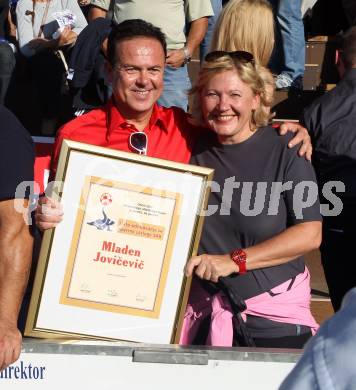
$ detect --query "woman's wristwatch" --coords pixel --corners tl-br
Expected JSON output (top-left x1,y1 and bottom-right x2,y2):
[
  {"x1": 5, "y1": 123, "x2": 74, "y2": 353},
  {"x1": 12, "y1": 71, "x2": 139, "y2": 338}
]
[{"x1": 230, "y1": 249, "x2": 247, "y2": 274}]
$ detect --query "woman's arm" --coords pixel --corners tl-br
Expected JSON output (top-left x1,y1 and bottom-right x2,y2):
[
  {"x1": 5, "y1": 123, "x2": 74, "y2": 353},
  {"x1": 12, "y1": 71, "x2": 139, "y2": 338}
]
[
  {"x1": 244, "y1": 221, "x2": 322, "y2": 269},
  {"x1": 185, "y1": 221, "x2": 322, "y2": 283},
  {"x1": 187, "y1": 135, "x2": 322, "y2": 283}
]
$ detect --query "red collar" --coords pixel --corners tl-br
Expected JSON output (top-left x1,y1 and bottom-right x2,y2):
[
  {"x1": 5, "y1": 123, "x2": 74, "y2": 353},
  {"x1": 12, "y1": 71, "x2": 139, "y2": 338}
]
[{"x1": 105, "y1": 98, "x2": 167, "y2": 140}]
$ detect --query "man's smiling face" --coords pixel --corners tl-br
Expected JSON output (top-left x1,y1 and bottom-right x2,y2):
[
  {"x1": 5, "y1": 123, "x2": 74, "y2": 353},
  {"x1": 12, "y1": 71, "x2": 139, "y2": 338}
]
[{"x1": 110, "y1": 37, "x2": 165, "y2": 119}]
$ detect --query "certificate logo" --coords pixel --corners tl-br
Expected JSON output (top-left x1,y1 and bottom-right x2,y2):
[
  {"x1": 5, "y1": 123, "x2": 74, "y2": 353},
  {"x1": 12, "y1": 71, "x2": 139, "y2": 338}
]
[
  {"x1": 100, "y1": 192, "x2": 112, "y2": 206},
  {"x1": 87, "y1": 193, "x2": 115, "y2": 231}
]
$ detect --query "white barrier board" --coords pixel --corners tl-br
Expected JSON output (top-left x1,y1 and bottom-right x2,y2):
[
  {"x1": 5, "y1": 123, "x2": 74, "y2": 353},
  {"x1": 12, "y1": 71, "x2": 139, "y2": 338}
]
[{"x1": 0, "y1": 341, "x2": 298, "y2": 390}]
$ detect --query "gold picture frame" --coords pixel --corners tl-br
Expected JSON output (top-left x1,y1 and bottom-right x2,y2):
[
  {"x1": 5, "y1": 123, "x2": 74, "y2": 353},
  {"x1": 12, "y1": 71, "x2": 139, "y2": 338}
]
[{"x1": 25, "y1": 140, "x2": 214, "y2": 343}]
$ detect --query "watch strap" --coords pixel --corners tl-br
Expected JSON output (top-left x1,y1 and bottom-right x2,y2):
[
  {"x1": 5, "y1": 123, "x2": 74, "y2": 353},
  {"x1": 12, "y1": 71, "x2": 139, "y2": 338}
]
[{"x1": 230, "y1": 249, "x2": 247, "y2": 274}]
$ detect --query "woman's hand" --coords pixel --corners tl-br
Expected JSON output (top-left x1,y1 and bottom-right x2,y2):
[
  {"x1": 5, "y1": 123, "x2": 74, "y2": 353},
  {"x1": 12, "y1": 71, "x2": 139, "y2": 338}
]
[
  {"x1": 279, "y1": 122, "x2": 312, "y2": 161},
  {"x1": 28, "y1": 28, "x2": 77, "y2": 52},
  {"x1": 35, "y1": 196, "x2": 63, "y2": 231},
  {"x1": 185, "y1": 254, "x2": 237, "y2": 283}
]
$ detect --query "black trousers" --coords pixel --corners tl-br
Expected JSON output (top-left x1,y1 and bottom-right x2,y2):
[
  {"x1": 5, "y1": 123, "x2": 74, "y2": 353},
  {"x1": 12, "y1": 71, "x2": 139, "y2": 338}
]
[
  {"x1": 27, "y1": 49, "x2": 68, "y2": 120},
  {"x1": 342, "y1": 0, "x2": 356, "y2": 26},
  {"x1": 244, "y1": 315, "x2": 312, "y2": 349},
  {"x1": 0, "y1": 42, "x2": 15, "y2": 105},
  {"x1": 253, "y1": 332, "x2": 311, "y2": 348},
  {"x1": 320, "y1": 203, "x2": 356, "y2": 311},
  {"x1": 192, "y1": 314, "x2": 312, "y2": 349}
]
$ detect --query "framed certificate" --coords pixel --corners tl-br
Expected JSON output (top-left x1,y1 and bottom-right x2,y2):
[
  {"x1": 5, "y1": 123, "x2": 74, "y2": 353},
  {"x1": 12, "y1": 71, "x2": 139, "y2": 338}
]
[{"x1": 25, "y1": 140, "x2": 214, "y2": 343}]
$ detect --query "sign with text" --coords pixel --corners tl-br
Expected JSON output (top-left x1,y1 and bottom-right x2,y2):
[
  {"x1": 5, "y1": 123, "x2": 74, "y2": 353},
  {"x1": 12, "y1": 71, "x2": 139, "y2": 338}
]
[
  {"x1": 61, "y1": 177, "x2": 182, "y2": 317},
  {"x1": 25, "y1": 141, "x2": 213, "y2": 343}
]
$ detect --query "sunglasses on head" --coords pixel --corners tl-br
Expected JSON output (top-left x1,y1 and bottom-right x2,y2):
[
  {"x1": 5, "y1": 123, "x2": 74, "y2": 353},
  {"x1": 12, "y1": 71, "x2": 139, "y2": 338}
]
[
  {"x1": 129, "y1": 131, "x2": 148, "y2": 155},
  {"x1": 204, "y1": 50, "x2": 255, "y2": 65}
]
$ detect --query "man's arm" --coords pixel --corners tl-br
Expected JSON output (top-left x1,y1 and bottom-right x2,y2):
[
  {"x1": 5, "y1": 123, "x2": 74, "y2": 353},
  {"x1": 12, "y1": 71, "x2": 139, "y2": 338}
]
[
  {"x1": 88, "y1": 3, "x2": 109, "y2": 53},
  {"x1": 166, "y1": 17, "x2": 209, "y2": 68},
  {"x1": 88, "y1": 5, "x2": 108, "y2": 21},
  {"x1": 278, "y1": 122, "x2": 313, "y2": 161},
  {"x1": 185, "y1": 17, "x2": 209, "y2": 61},
  {"x1": 0, "y1": 200, "x2": 33, "y2": 371},
  {"x1": 166, "y1": 0, "x2": 213, "y2": 67}
]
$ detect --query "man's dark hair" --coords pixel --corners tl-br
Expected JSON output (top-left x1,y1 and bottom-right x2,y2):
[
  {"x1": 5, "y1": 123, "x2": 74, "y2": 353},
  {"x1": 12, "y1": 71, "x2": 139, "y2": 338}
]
[
  {"x1": 341, "y1": 26, "x2": 356, "y2": 69},
  {"x1": 107, "y1": 19, "x2": 167, "y2": 66}
]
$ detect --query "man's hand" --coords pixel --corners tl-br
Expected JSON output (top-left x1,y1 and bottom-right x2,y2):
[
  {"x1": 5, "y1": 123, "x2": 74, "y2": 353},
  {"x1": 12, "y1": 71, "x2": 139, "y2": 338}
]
[
  {"x1": 166, "y1": 49, "x2": 186, "y2": 68},
  {"x1": 185, "y1": 254, "x2": 237, "y2": 283},
  {"x1": 35, "y1": 197, "x2": 63, "y2": 231},
  {"x1": 279, "y1": 122, "x2": 312, "y2": 161},
  {"x1": 0, "y1": 319, "x2": 21, "y2": 371}
]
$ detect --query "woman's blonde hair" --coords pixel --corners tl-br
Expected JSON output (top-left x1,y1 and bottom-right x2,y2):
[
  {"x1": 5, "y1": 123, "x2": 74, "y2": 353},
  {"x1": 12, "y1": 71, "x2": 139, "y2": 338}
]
[
  {"x1": 190, "y1": 55, "x2": 274, "y2": 128},
  {"x1": 210, "y1": 0, "x2": 275, "y2": 66}
]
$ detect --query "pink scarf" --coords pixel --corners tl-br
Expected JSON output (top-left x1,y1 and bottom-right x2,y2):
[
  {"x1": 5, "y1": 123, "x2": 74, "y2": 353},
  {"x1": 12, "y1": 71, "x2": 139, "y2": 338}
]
[{"x1": 180, "y1": 267, "x2": 319, "y2": 346}]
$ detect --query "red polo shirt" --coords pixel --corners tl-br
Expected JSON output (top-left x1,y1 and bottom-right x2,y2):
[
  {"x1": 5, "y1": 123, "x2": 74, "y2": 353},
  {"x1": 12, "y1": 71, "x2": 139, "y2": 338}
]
[{"x1": 51, "y1": 100, "x2": 201, "y2": 175}]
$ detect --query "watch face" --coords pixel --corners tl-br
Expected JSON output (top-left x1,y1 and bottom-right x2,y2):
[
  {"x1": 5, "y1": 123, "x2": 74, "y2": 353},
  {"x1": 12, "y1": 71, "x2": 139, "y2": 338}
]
[
  {"x1": 183, "y1": 47, "x2": 191, "y2": 62},
  {"x1": 231, "y1": 249, "x2": 246, "y2": 263},
  {"x1": 230, "y1": 249, "x2": 247, "y2": 274}
]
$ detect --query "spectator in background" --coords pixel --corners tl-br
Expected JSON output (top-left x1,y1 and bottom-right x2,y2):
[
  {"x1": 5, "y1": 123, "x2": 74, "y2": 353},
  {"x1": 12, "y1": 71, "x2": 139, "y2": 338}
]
[
  {"x1": 0, "y1": 0, "x2": 16, "y2": 105},
  {"x1": 0, "y1": 0, "x2": 8, "y2": 36},
  {"x1": 302, "y1": 26, "x2": 356, "y2": 311},
  {"x1": 16, "y1": 0, "x2": 87, "y2": 134},
  {"x1": 269, "y1": 0, "x2": 305, "y2": 90},
  {"x1": 67, "y1": 17, "x2": 114, "y2": 115},
  {"x1": 0, "y1": 105, "x2": 34, "y2": 371},
  {"x1": 342, "y1": 0, "x2": 356, "y2": 28},
  {"x1": 88, "y1": 0, "x2": 213, "y2": 111},
  {"x1": 16, "y1": 0, "x2": 87, "y2": 58},
  {"x1": 200, "y1": 0, "x2": 222, "y2": 62},
  {"x1": 77, "y1": 0, "x2": 90, "y2": 19},
  {"x1": 279, "y1": 287, "x2": 356, "y2": 390},
  {"x1": 209, "y1": 0, "x2": 276, "y2": 111},
  {"x1": 0, "y1": 42, "x2": 15, "y2": 106},
  {"x1": 211, "y1": 0, "x2": 275, "y2": 67}
]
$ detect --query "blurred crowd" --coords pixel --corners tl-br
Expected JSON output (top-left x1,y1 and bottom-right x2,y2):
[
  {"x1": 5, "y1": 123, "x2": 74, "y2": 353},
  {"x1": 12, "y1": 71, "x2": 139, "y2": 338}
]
[{"x1": 0, "y1": 0, "x2": 354, "y2": 134}]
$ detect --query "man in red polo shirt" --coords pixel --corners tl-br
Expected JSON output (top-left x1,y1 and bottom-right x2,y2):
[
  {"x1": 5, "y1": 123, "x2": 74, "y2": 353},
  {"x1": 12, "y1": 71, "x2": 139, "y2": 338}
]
[
  {"x1": 51, "y1": 19, "x2": 196, "y2": 177},
  {"x1": 37, "y1": 19, "x2": 312, "y2": 229}
]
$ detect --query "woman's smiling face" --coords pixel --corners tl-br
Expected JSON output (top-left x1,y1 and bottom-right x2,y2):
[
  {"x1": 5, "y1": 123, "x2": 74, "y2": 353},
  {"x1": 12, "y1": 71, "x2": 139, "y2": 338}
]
[{"x1": 200, "y1": 69, "x2": 260, "y2": 144}]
